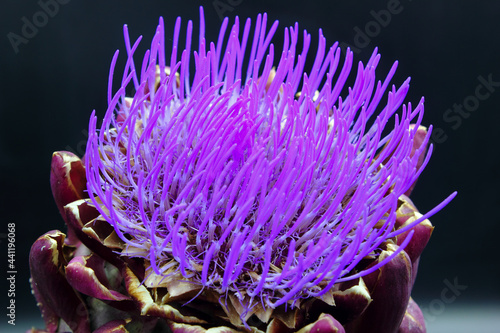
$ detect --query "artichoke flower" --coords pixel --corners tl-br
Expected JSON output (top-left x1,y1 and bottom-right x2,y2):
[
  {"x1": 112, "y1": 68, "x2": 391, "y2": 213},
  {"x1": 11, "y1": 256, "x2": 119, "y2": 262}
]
[{"x1": 29, "y1": 7, "x2": 455, "y2": 333}]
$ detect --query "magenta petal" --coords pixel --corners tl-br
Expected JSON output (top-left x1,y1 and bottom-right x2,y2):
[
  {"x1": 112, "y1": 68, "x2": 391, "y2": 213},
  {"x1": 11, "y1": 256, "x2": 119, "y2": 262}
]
[
  {"x1": 29, "y1": 230, "x2": 90, "y2": 333},
  {"x1": 308, "y1": 278, "x2": 371, "y2": 325},
  {"x1": 346, "y1": 244, "x2": 412, "y2": 333},
  {"x1": 396, "y1": 200, "x2": 434, "y2": 264},
  {"x1": 297, "y1": 314, "x2": 345, "y2": 333},
  {"x1": 398, "y1": 298, "x2": 426, "y2": 333},
  {"x1": 123, "y1": 267, "x2": 206, "y2": 325},
  {"x1": 409, "y1": 257, "x2": 421, "y2": 290},
  {"x1": 50, "y1": 151, "x2": 88, "y2": 246},
  {"x1": 395, "y1": 197, "x2": 434, "y2": 289},
  {"x1": 64, "y1": 200, "x2": 126, "y2": 270},
  {"x1": 167, "y1": 322, "x2": 208, "y2": 333},
  {"x1": 63, "y1": 199, "x2": 100, "y2": 238},
  {"x1": 50, "y1": 151, "x2": 87, "y2": 215},
  {"x1": 405, "y1": 125, "x2": 429, "y2": 196},
  {"x1": 94, "y1": 319, "x2": 131, "y2": 333},
  {"x1": 168, "y1": 322, "x2": 241, "y2": 333},
  {"x1": 330, "y1": 278, "x2": 372, "y2": 323},
  {"x1": 29, "y1": 273, "x2": 59, "y2": 333},
  {"x1": 397, "y1": 221, "x2": 433, "y2": 263},
  {"x1": 66, "y1": 255, "x2": 130, "y2": 301},
  {"x1": 50, "y1": 151, "x2": 88, "y2": 245}
]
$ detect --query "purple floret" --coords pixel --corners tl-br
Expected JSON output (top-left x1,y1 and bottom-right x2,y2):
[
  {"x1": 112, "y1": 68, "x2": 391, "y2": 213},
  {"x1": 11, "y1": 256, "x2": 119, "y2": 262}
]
[{"x1": 85, "y1": 7, "x2": 454, "y2": 312}]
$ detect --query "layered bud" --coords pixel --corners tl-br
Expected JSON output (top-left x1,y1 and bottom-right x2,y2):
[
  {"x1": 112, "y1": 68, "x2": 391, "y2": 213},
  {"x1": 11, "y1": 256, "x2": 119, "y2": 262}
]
[{"x1": 29, "y1": 6, "x2": 455, "y2": 333}]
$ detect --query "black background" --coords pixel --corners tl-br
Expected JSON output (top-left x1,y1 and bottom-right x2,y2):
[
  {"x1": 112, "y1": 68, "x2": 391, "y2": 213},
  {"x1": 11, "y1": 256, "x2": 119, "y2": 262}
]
[{"x1": 1, "y1": 0, "x2": 499, "y2": 331}]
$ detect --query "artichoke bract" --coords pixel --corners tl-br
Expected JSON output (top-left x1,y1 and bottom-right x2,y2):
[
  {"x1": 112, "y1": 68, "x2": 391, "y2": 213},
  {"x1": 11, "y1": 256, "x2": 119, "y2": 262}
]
[{"x1": 29, "y1": 7, "x2": 455, "y2": 333}]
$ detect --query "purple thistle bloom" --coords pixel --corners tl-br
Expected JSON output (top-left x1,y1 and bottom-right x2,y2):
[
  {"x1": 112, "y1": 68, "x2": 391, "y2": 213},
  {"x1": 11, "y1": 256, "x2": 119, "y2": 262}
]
[{"x1": 85, "y1": 6, "x2": 454, "y2": 319}]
